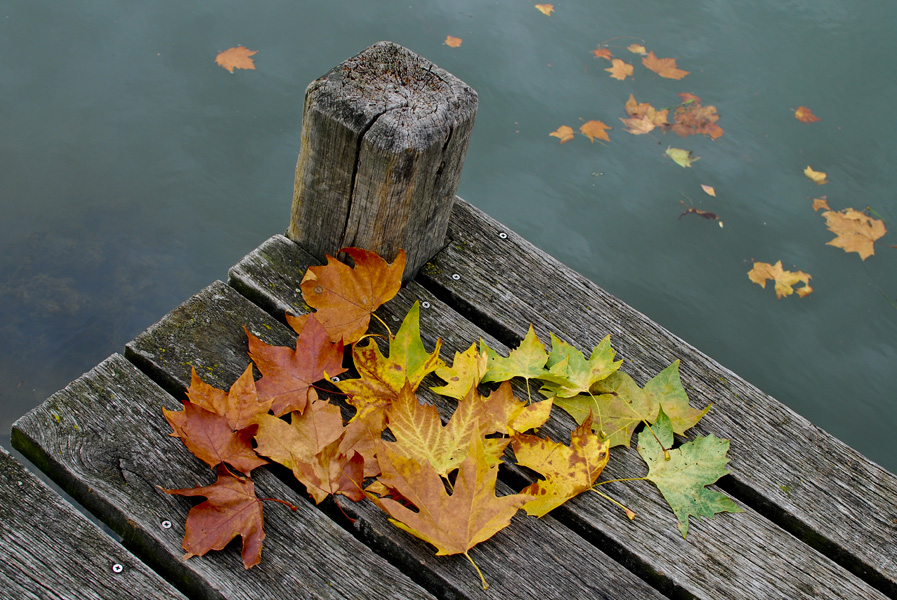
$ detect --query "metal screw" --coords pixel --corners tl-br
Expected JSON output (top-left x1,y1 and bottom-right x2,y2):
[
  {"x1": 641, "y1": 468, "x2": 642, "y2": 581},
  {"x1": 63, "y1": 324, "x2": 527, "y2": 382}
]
[
  {"x1": 330, "y1": 376, "x2": 340, "y2": 383},
  {"x1": 161, "y1": 520, "x2": 172, "y2": 529},
  {"x1": 452, "y1": 273, "x2": 461, "y2": 280},
  {"x1": 112, "y1": 564, "x2": 123, "y2": 573},
  {"x1": 498, "y1": 232, "x2": 508, "y2": 239},
  {"x1": 421, "y1": 301, "x2": 431, "y2": 309}
]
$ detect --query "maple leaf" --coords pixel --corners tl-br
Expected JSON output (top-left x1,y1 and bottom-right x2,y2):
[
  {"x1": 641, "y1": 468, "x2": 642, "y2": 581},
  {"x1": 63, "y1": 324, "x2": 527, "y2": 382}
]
[
  {"x1": 481, "y1": 325, "x2": 549, "y2": 400},
  {"x1": 246, "y1": 315, "x2": 346, "y2": 416},
  {"x1": 620, "y1": 94, "x2": 669, "y2": 135},
  {"x1": 794, "y1": 106, "x2": 820, "y2": 122},
  {"x1": 539, "y1": 334, "x2": 622, "y2": 398},
  {"x1": 444, "y1": 35, "x2": 462, "y2": 48},
  {"x1": 340, "y1": 408, "x2": 387, "y2": 477},
  {"x1": 549, "y1": 125, "x2": 574, "y2": 143},
  {"x1": 253, "y1": 397, "x2": 364, "y2": 503},
  {"x1": 748, "y1": 260, "x2": 813, "y2": 298},
  {"x1": 432, "y1": 343, "x2": 488, "y2": 399},
  {"x1": 605, "y1": 59, "x2": 634, "y2": 81},
  {"x1": 666, "y1": 147, "x2": 699, "y2": 168},
  {"x1": 186, "y1": 365, "x2": 272, "y2": 431},
  {"x1": 821, "y1": 208, "x2": 887, "y2": 260},
  {"x1": 642, "y1": 51, "x2": 688, "y2": 80},
  {"x1": 477, "y1": 382, "x2": 553, "y2": 435},
  {"x1": 580, "y1": 120, "x2": 612, "y2": 142},
  {"x1": 300, "y1": 247, "x2": 405, "y2": 344},
  {"x1": 535, "y1": 4, "x2": 554, "y2": 16},
  {"x1": 593, "y1": 47, "x2": 613, "y2": 60},
  {"x1": 804, "y1": 166, "x2": 828, "y2": 185},
  {"x1": 512, "y1": 414, "x2": 610, "y2": 517},
  {"x1": 627, "y1": 44, "x2": 647, "y2": 54},
  {"x1": 164, "y1": 400, "x2": 268, "y2": 474},
  {"x1": 368, "y1": 438, "x2": 530, "y2": 588},
  {"x1": 812, "y1": 197, "x2": 831, "y2": 212},
  {"x1": 669, "y1": 100, "x2": 723, "y2": 139},
  {"x1": 215, "y1": 46, "x2": 258, "y2": 73},
  {"x1": 162, "y1": 466, "x2": 266, "y2": 569},
  {"x1": 637, "y1": 408, "x2": 741, "y2": 537},
  {"x1": 335, "y1": 302, "x2": 442, "y2": 413}
]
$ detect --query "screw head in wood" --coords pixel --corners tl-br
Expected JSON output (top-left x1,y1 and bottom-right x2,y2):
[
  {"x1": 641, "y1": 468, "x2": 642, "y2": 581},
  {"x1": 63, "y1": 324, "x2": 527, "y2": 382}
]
[
  {"x1": 421, "y1": 301, "x2": 431, "y2": 309},
  {"x1": 498, "y1": 232, "x2": 508, "y2": 239},
  {"x1": 452, "y1": 273, "x2": 460, "y2": 280},
  {"x1": 112, "y1": 564, "x2": 123, "y2": 573}
]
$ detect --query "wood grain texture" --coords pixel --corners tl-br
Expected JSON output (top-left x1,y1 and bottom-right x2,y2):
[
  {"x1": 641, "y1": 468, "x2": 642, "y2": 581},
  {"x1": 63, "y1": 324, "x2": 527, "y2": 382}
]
[
  {"x1": 0, "y1": 444, "x2": 186, "y2": 600},
  {"x1": 287, "y1": 41, "x2": 477, "y2": 280},
  {"x1": 418, "y1": 197, "x2": 897, "y2": 597},
  {"x1": 11, "y1": 354, "x2": 434, "y2": 600},
  {"x1": 226, "y1": 234, "x2": 887, "y2": 599}
]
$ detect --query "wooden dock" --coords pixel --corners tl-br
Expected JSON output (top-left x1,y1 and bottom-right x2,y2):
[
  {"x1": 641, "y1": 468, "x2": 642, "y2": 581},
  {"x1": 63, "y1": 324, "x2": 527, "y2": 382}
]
[{"x1": 6, "y1": 42, "x2": 897, "y2": 599}]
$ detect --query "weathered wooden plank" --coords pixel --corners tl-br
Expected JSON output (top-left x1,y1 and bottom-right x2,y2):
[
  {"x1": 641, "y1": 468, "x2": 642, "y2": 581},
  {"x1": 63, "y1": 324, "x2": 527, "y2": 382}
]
[
  {"x1": 417, "y1": 197, "x2": 897, "y2": 596},
  {"x1": 0, "y1": 444, "x2": 186, "y2": 600},
  {"x1": 288, "y1": 41, "x2": 477, "y2": 279},
  {"x1": 227, "y1": 233, "x2": 888, "y2": 599},
  {"x1": 11, "y1": 353, "x2": 435, "y2": 600},
  {"x1": 228, "y1": 234, "x2": 669, "y2": 599}
]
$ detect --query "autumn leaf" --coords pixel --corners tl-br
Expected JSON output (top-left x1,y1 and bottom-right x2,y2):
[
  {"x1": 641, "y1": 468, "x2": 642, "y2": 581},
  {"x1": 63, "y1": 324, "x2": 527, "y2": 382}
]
[
  {"x1": 804, "y1": 166, "x2": 828, "y2": 185},
  {"x1": 748, "y1": 260, "x2": 813, "y2": 298},
  {"x1": 679, "y1": 205, "x2": 722, "y2": 227},
  {"x1": 481, "y1": 325, "x2": 549, "y2": 393},
  {"x1": 300, "y1": 247, "x2": 406, "y2": 344},
  {"x1": 579, "y1": 120, "x2": 612, "y2": 142},
  {"x1": 642, "y1": 51, "x2": 689, "y2": 80},
  {"x1": 512, "y1": 414, "x2": 610, "y2": 516},
  {"x1": 186, "y1": 365, "x2": 272, "y2": 431},
  {"x1": 637, "y1": 408, "x2": 741, "y2": 537},
  {"x1": 432, "y1": 343, "x2": 488, "y2": 399},
  {"x1": 549, "y1": 125, "x2": 575, "y2": 143},
  {"x1": 668, "y1": 100, "x2": 723, "y2": 140},
  {"x1": 605, "y1": 59, "x2": 634, "y2": 81},
  {"x1": 164, "y1": 397, "x2": 268, "y2": 474},
  {"x1": 477, "y1": 382, "x2": 553, "y2": 435},
  {"x1": 162, "y1": 466, "x2": 265, "y2": 569},
  {"x1": 701, "y1": 184, "x2": 716, "y2": 197},
  {"x1": 215, "y1": 46, "x2": 258, "y2": 73},
  {"x1": 592, "y1": 47, "x2": 613, "y2": 60},
  {"x1": 539, "y1": 334, "x2": 622, "y2": 398},
  {"x1": 821, "y1": 208, "x2": 887, "y2": 260},
  {"x1": 444, "y1": 35, "x2": 462, "y2": 48},
  {"x1": 535, "y1": 4, "x2": 554, "y2": 16},
  {"x1": 666, "y1": 147, "x2": 699, "y2": 168},
  {"x1": 368, "y1": 438, "x2": 530, "y2": 588},
  {"x1": 812, "y1": 197, "x2": 831, "y2": 212},
  {"x1": 246, "y1": 315, "x2": 346, "y2": 416},
  {"x1": 794, "y1": 106, "x2": 820, "y2": 122},
  {"x1": 620, "y1": 94, "x2": 669, "y2": 135},
  {"x1": 627, "y1": 44, "x2": 647, "y2": 54}
]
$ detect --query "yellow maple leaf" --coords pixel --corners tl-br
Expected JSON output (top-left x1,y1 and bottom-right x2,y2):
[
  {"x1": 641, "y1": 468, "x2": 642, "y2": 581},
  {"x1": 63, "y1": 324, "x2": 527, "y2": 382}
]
[
  {"x1": 794, "y1": 106, "x2": 820, "y2": 122},
  {"x1": 549, "y1": 125, "x2": 574, "y2": 143},
  {"x1": 642, "y1": 51, "x2": 689, "y2": 80},
  {"x1": 627, "y1": 43, "x2": 647, "y2": 54},
  {"x1": 804, "y1": 166, "x2": 828, "y2": 185},
  {"x1": 579, "y1": 120, "x2": 612, "y2": 142},
  {"x1": 535, "y1": 3, "x2": 554, "y2": 15},
  {"x1": 215, "y1": 46, "x2": 258, "y2": 73},
  {"x1": 605, "y1": 59, "x2": 634, "y2": 81},
  {"x1": 748, "y1": 260, "x2": 812, "y2": 298},
  {"x1": 444, "y1": 35, "x2": 462, "y2": 48},
  {"x1": 821, "y1": 208, "x2": 887, "y2": 260}
]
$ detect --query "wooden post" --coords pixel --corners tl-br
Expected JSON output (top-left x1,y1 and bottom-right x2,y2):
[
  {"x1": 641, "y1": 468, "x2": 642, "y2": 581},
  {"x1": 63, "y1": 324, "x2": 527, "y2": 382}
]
[{"x1": 287, "y1": 41, "x2": 478, "y2": 280}]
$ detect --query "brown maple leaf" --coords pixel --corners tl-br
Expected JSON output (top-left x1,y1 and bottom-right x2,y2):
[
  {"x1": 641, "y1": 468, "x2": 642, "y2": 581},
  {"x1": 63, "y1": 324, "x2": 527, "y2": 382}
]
[
  {"x1": 592, "y1": 47, "x2": 613, "y2": 60},
  {"x1": 605, "y1": 59, "x2": 633, "y2": 81},
  {"x1": 642, "y1": 51, "x2": 689, "y2": 80},
  {"x1": 748, "y1": 260, "x2": 813, "y2": 298},
  {"x1": 300, "y1": 247, "x2": 405, "y2": 344},
  {"x1": 668, "y1": 100, "x2": 723, "y2": 140},
  {"x1": 795, "y1": 106, "x2": 820, "y2": 122},
  {"x1": 164, "y1": 400, "x2": 268, "y2": 474},
  {"x1": 812, "y1": 197, "x2": 831, "y2": 212},
  {"x1": 162, "y1": 466, "x2": 265, "y2": 569},
  {"x1": 215, "y1": 46, "x2": 258, "y2": 73},
  {"x1": 821, "y1": 208, "x2": 887, "y2": 260},
  {"x1": 246, "y1": 315, "x2": 346, "y2": 416},
  {"x1": 186, "y1": 365, "x2": 272, "y2": 431},
  {"x1": 549, "y1": 125, "x2": 575, "y2": 143},
  {"x1": 620, "y1": 94, "x2": 669, "y2": 135},
  {"x1": 580, "y1": 120, "x2": 612, "y2": 142}
]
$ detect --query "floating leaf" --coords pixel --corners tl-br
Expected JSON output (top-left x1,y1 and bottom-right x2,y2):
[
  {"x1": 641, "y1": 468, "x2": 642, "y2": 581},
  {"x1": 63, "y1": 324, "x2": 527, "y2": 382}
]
[
  {"x1": 812, "y1": 197, "x2": 831, "y2": 212},
  {"x1": 605, "y1": 59, "x2": 634, "y2": 81},
  {"x1": 748, "y1": 260, "x2": 813, "y2": 298},
  {"x1": 821, "y1": 208, "x2": 887, "y2": 260},
  {"x1": 794, "y1": 106, "x2": 820, "y2": 122},
  {"x1": 549, "y1": 125, "x2": 575, "y2": 143},
  {"x1": 593, "y1": 47, "x2": 613, "y2": 60},
  {"x1": 444, "y1": 35, "x2": 462, "y2": 48},
  {"x1": 627, "y1": 44, "x2": 647, "y2": 54},
  {"x1": 701, "y1": 185, "x2": 716, "y2": 197},
  {"x1": 215, "y1": 46, "x2": 258, "y2": 73},
  {"x1": 579, "y1": 120, "x2": 612, "y2": 142},
  {"x1": 535, "y1": 4, "x2": 554, "y2": 16},
  {"x1": 804, "y1": 166, "x2": 828, "y2": 185},
  {"x1": 666, "y1": 147, "x2": 699, "y2": 168},
  {"x1": 620, "y1": 94, "x2": 669, "y2": 135},
  {"x1": 642, "y1": 51, "x2": 689, "y2": 80}
]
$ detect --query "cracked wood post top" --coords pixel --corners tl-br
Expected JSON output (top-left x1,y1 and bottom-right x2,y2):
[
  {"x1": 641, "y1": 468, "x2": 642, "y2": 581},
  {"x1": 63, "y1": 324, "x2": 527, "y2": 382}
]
[{"x1": 287, "y1": 41, "x2": 478, "y2": 281}]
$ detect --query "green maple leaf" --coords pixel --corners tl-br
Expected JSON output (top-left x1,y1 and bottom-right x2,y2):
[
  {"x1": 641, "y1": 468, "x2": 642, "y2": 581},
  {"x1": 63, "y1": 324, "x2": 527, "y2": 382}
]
[
  {"x1": 637, "y1": 407, "x2": 741, "y2": 537},
  {"x1": 481, "y1": 325, "x2": 549, "y2": 384},
  {"x1": 643, "y1": 360, "x2": 709, "y2": 435},
  {"x1": 538, "y1": 334, "x2": 622, "y2": 398}
]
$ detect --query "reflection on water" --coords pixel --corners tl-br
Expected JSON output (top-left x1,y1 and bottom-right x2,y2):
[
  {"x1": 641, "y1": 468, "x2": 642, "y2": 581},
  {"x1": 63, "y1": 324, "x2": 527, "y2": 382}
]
[{"x1": 1, "y1": 1, "x2": 895, "y2": 475}]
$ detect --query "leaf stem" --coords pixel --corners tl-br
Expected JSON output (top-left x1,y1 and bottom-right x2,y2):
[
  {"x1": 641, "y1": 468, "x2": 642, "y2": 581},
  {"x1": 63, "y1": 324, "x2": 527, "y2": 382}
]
[
  {"x1": 463, "y1": 551, "x2": 489, "y2": 590},
  {"x1": 590, "y1": 488, "x2": 636, "y2": 520},
  {"x1": 258, "y1": 497, "x2": 299, "y2": 511},
  {"x1": 371, "y1": 313, "x2": 393, "y2": 339}
]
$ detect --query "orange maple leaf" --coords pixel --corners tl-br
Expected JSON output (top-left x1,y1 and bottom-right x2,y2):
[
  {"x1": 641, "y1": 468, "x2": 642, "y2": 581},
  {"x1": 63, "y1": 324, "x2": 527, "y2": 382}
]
[
  {"x1": 535, "y1": 4, "x2": 554, "y2": 15},
  {"x1": 185, "y1": 365, "x2": 273, "y2": 431},
  {"x1": 549, "y1": 125, "x2": 575, "y2": 143},
  {"x1": 627, "y1": 43, "x2": 647, "y2": 54},
  {"x1": 821, "y1": 208, "x2": 887, "y2": 260},
  {"x1": 794, "y1": 106, "x2": 820, "y2": 122},
  {"x1": 642, "y1": 51, "x2": 689, "y2": 79},
  {"x1": 592, "y1": 47, "x2": 613, "y2": 60},
  {"x1": 747, "y1": 260, "x2": 813, "y2": 298},
  {"x1": 579, "y1": 120, "x2": 612, "y2": 142},
  {"x1": 620, "y1": 94, "x2": 668, "y2": 135},
  {"x1": 300, "y1": 247, "x2": 405, "y2": 344},
  {"x1": 605, "y1": 59, "x2": 634, "y2": 81},
  {"x1": 162, "y1": 466, "x2": 266, "y2": 569},
  {"x1": 215, "y1": 46, "x2": 258, "y2": 73},
  {"x1": 669, "y1": 100, "x2": 723, "y2": 140},
  {"x1": 812, "y1": 197, "x2": 831, "y2": 212},
  {"x1": 444, "y1": 35, "x2": 462, "y2": 48}
]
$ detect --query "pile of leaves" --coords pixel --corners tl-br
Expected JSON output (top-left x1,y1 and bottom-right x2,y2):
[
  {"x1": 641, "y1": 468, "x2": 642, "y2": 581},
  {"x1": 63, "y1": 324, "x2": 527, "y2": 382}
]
[{"x1": 160, "y1": 248, "x2": 740, "y2": 588}]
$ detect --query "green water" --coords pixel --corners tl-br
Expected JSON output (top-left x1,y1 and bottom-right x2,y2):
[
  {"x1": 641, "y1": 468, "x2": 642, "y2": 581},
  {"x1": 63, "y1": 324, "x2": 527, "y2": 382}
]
[{"x1": 2, "y1": 1, "x2": 895, "y2": 474}]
